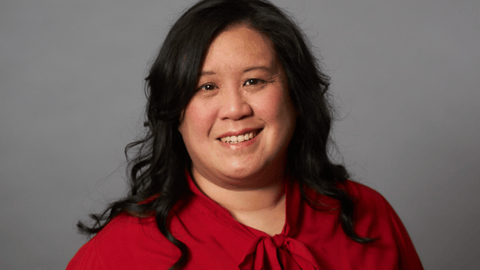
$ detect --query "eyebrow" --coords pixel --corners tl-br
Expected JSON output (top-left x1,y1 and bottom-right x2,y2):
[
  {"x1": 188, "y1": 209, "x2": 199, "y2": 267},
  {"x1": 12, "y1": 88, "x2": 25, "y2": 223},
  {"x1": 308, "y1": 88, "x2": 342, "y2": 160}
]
[
  {"x1": 199, "y1": 65, "x2": 275, "y2": 76},
  {"x1": 244, "y1": 65, "x2": 274, "y2": 73}
]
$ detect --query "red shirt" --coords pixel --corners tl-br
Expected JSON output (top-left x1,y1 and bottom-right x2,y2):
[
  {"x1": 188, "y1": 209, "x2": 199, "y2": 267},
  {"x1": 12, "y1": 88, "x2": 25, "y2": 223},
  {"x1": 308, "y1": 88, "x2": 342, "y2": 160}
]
[{"x1": 67, "y1": 174, "x2": 423, "y2": 269}]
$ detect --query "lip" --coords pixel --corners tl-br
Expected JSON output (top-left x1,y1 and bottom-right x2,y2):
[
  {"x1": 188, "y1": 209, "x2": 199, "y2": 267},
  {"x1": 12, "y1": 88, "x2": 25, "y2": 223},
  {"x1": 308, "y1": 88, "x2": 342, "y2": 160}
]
[
  {"x1": 216, "y1": 128, "x2": 263, "y2": 148},
  {"x1": 216, "y1": 128, "x2": 263, "y2": 140}
]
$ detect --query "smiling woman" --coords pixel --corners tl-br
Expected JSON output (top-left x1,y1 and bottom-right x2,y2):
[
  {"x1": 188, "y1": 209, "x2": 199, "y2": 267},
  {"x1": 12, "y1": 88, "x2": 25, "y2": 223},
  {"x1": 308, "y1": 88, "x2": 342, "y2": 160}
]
[
  {"x1": 67, "y1": 0, "x2": 423, "y2": 269},
  {"x1": 179, "y1": 26, "x2": 296, "y2": 191},
  {"x1": 179, "y1": 26, "x2": 295, "y2": 236}
]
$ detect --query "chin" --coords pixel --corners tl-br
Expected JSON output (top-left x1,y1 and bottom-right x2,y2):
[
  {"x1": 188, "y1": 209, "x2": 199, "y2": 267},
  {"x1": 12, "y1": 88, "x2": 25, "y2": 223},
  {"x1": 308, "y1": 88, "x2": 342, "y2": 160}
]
[{"x1": 221, "y1": 168, "x2": 257, "y2": 180}]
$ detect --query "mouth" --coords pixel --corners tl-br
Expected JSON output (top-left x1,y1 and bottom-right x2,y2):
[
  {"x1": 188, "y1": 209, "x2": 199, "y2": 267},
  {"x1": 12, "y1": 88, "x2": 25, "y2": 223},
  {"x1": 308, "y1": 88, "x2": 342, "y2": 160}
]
[{"x1": 218, "y1": 129, "x2": 261, "y2": 144}]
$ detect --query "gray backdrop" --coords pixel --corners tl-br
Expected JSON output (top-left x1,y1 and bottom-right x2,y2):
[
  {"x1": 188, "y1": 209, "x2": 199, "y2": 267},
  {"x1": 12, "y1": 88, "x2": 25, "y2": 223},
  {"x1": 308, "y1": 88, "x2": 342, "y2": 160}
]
[{"x1": 1, "y1": 0, "x2": 479, "y2": 269}]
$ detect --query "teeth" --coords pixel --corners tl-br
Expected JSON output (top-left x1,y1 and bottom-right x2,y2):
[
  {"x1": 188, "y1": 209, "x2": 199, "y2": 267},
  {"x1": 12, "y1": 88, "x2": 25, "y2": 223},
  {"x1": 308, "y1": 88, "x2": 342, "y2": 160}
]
[{"x1": 220, "y1": 132, "x2": 256, "y2": 144}]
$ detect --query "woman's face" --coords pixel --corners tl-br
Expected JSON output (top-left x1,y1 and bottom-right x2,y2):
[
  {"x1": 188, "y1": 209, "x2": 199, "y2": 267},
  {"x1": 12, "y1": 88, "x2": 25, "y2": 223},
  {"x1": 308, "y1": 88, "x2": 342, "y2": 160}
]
[{"x1": 178, "y1": 26, "x2": 296, "y2": 189}]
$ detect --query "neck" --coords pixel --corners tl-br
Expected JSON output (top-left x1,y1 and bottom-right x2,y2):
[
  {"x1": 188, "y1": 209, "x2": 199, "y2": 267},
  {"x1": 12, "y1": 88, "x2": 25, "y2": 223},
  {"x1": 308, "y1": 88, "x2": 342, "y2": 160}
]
[{"x1": 192, "y1": 168, "x2": 287, "y2": 236}]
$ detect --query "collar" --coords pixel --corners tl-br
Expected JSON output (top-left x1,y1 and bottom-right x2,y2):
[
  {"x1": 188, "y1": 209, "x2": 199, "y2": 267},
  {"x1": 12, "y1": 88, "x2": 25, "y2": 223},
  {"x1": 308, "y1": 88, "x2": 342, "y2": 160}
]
[
  {"x1": 184, "y1": 170, "x2": 321, "y2": 269},
  {"x1": 185, "y1": 170, "x2": 302, "y2": 237}
]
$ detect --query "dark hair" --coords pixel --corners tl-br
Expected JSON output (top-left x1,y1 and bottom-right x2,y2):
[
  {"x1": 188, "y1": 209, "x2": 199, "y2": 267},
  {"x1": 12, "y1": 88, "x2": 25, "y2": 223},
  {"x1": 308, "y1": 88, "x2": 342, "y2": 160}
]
[{"x1": 78, "y1": 0, "x2": 373, "y2": 269}]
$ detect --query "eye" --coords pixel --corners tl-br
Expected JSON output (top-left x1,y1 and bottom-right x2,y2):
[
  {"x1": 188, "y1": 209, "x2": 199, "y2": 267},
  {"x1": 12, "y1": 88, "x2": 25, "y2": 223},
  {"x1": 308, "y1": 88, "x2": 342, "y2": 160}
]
[
  {"x1": 198, "y1": 83, "x2": 217, "y2": 91},
  {"x1": 244, "y1": 79, "x2": 265, "y2": 86}
]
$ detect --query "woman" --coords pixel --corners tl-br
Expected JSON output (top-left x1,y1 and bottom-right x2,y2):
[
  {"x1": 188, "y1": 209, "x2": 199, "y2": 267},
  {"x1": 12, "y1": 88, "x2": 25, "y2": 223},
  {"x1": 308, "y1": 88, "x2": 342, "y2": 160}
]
[{"x1": 68, "y1": 0, "x2": 423, "y2": 269}]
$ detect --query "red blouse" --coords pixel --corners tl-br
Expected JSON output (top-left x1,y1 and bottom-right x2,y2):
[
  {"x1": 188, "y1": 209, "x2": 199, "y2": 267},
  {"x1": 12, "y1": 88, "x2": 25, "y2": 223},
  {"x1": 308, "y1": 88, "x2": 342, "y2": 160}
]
[{"x1": 67, "y1": 174, "x2": 423, "y2": 269}]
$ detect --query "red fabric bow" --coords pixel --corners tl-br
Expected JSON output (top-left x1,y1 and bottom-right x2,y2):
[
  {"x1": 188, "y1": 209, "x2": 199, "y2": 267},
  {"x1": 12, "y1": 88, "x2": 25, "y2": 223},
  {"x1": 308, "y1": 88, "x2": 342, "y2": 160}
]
[{"x1": 239, "y1": 234, "x2": 321, "y2": 270}]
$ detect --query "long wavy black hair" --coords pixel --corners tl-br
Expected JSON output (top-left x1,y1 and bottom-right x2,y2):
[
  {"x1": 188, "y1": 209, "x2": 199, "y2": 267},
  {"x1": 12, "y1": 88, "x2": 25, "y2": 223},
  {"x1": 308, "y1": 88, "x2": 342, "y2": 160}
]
[{"x1": 78, "y1": 0, "x2": 373, "y2": 269}]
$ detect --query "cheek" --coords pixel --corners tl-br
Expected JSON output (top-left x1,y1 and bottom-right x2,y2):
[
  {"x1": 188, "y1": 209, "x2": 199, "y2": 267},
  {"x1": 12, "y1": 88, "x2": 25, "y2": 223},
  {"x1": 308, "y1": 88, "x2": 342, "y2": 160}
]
[
  {"x1": 179, "y1": 101, "x2": 215, "y2": 140},
  {"x1": 257, "y1": 88, "x2": 294, "y2": 122},
  {"x1": 260, "y1": 89, "x2": 297, "y2": 143}
]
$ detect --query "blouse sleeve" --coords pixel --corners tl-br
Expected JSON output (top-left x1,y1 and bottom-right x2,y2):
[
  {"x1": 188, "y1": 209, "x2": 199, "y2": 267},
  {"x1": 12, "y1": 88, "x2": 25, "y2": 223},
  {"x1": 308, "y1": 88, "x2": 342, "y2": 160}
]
[
  {"x1": 66, "y1": 238, "x2": 105, "y2": 270},
  {"x1": 350, "y1": 181, "x2": 424, "y2": 270},
  {"x1": 66, "y1": 214, "x2": 180, "y2": 270},
  {"x1": 385, "y1": 199, "x2": 424, "y2": 269}
]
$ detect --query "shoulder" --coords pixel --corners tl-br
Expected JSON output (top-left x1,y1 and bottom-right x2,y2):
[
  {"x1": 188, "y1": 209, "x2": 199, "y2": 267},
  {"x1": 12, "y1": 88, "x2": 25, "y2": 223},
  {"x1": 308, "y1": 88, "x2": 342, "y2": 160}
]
[
  {"x1": 340, "y1": 180, "x2": 399, "y2": 223},
  {"x1": 67, "y1": 213, "x2": 179, "y2": 270},
  {"x1": 342, "y1": 180, "x2": 391, "y2": 208},
  {"x1": 303, "y1": 180, "x2": 392, "y2": 212},
  {"x1": 342, "y1": 180, "x2": 424, "y2": 268}
]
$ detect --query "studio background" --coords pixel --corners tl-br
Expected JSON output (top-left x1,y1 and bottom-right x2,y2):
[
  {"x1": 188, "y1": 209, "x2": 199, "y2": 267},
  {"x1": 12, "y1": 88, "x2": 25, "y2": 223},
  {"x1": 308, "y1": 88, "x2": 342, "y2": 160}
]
[{"x1": 1, "y1": 0, "x2": 479, "y2": 269}]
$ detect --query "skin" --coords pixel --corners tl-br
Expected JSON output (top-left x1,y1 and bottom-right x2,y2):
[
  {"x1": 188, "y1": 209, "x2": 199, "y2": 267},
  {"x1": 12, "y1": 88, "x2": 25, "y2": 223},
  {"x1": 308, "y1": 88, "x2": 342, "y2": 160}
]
[{"x1": 178, "y1": 25, "x2": 296, "y2": 235}]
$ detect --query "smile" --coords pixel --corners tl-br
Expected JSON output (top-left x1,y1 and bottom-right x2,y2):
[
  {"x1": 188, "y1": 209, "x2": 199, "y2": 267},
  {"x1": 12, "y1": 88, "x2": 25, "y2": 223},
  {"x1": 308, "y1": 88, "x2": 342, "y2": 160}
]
[{"x1": 219, "y1": 130, "x2": 259, "y2": 144}]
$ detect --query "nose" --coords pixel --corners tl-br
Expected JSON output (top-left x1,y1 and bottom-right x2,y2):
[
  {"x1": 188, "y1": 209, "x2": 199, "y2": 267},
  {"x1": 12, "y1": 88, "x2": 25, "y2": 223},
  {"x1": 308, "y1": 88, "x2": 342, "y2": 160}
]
[{"x1": 218, "y1": 87, "x2": 253, "y2": 121}]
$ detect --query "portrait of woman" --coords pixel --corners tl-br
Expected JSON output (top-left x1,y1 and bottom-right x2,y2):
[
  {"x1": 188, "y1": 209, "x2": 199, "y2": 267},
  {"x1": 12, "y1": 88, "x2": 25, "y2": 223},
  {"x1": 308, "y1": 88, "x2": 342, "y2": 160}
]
[
  {"x1": 2, "y1": 0, "x2": 479, "y2": 269},
  {"x1": 66, "y1": 0, "x2": 423, "y2": 269}
]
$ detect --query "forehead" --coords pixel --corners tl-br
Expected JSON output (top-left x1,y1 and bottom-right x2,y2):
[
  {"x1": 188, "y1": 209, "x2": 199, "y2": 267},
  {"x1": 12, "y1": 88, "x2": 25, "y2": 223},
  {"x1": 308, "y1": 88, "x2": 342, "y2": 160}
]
[{"x1": 201, "y1": 26, "x2": 277, "y2": 71}]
